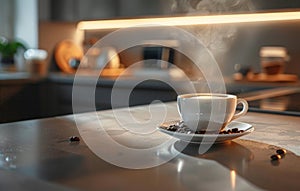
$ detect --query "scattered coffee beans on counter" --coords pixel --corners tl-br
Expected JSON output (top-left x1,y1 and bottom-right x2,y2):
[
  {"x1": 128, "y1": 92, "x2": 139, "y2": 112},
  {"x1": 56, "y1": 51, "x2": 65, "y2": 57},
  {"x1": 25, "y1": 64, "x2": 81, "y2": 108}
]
[
  {"x1": 69, "y1": 136, "x2": 80, "y2": 142},
  {"x1": 270, "y1": 154, "x2": 282, "y2": 161},
  {"x1": 270, "y1": 149, "x2": 287, "y2": 162},
  {"x1": 276, "y1": 149, "x2": 287, "y2": 155},
  {"x1": 231, "y1": 128, "x2": 239, "y2": 133},
  {"x1": 195, "y1": 130, "x2": 208, "y2": 134}
]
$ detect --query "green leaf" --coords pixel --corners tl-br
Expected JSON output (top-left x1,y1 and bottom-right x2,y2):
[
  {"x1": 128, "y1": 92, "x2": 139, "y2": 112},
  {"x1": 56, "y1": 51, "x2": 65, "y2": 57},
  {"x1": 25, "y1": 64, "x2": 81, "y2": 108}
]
[{"x1": 0, "y1": 39, "x2": 27, "y2": 58}]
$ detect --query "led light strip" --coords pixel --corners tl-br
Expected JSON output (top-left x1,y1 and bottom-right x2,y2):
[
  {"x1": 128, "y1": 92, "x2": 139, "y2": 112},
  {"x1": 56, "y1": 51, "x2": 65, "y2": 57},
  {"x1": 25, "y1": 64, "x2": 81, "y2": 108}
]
[{"x1": 77, "y1": 11, "x2": 300, "y2": 30}]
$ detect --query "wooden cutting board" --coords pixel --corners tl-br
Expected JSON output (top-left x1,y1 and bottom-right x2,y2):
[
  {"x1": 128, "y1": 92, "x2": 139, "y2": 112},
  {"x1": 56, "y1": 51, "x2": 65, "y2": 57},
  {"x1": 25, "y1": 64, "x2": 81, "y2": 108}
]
[{"x1": 54, "y1": 40, "x2": 84, "y2": 74}]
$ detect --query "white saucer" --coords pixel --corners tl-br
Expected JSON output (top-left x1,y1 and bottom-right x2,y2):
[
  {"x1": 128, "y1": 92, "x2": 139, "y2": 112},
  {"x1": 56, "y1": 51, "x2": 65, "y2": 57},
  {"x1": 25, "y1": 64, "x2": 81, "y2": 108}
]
[{"x1": 157, "y1": 120, "x2": 254, "y2": 144}]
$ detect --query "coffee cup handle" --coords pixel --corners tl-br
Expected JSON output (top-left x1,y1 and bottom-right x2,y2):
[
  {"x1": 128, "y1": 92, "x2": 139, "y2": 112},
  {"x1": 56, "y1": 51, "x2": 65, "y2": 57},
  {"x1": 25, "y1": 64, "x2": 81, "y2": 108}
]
[{"x1": 232, "y1": 98, "x2": 248, "y2": 121}]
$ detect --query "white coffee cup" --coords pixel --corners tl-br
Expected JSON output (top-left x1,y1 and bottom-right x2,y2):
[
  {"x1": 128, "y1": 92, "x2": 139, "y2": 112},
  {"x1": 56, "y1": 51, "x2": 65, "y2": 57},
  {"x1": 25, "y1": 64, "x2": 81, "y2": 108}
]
[{"x1": 177, "y1": 93, "x2": 248, "y2": 133}]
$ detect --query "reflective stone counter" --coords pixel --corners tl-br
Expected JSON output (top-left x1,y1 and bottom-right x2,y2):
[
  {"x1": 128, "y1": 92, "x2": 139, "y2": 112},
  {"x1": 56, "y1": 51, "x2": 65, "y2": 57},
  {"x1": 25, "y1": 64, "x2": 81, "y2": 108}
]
[{"x1": 0, "y1": 102, "x2": 299, "y2": 191}]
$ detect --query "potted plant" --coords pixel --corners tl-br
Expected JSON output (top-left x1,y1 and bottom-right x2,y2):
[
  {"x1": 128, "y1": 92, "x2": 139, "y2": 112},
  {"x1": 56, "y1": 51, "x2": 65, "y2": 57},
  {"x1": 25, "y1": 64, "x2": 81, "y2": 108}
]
[{"x1": 0, "y1": 36, "x2": 27, "y2": 66}]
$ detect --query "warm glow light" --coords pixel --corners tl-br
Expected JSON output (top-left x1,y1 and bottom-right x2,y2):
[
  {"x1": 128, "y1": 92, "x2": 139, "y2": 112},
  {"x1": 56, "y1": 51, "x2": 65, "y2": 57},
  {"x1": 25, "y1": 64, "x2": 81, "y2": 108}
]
[
  {"x1": 78, "y1": 11, "x2": 300, "y2": 30},
  {"x1": 230, "y1": 170, "x2": 236, "y2": 190}
]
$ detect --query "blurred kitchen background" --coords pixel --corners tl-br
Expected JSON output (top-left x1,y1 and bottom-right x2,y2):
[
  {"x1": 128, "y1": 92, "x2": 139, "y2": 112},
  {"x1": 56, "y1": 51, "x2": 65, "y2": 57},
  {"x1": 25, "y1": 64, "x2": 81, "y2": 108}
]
[{"x1": 1, "y1": 0, "x2": 300, "y2": 123}]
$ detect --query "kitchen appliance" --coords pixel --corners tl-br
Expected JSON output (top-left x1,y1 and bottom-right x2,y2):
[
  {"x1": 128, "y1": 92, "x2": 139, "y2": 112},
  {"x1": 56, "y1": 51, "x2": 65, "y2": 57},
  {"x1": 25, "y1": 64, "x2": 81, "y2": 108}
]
[
  {"x1": 260, "y1": 46, "x2": 289, "y2": 75},
  {"x1": 142, "y1": 40, "x2": 178, "y2": 69},
  {"x1": 143, "y1": 46, "x2": 175, "y2": 69}
]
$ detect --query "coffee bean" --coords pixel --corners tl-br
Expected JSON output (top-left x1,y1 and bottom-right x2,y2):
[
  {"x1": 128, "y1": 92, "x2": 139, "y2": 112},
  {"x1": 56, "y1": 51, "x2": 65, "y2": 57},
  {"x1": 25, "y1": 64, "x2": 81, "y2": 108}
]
[
  {"x1": 232, "y1": 128, "x2": 239, "y2": 133},
  {"x1": 69, "y1": 136, "x2": 80, "y2": 142},
  {"x1": 165, "y1": 123, "x2": 246, "y2": 135},
  {"x1": 218, "y1": 128, "x2": 245, "y2": 134},
  {"x1": 167, "y1": 125, "x2": 178, "y2": 132},
  {"x1": 270, "y1": 154, "x2": 281, "y2": 160},
  {"x1": 195, "y1": 130, "x2": 207, "y2": 134},
  {"x1": 276, "y1": 149, "x2": 287, "y2": 155}
]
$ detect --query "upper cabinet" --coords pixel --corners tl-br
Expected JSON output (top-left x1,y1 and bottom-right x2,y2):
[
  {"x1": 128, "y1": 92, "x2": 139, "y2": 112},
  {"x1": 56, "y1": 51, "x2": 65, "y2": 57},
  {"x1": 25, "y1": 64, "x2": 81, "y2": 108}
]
[
  {"x1": 252, "y1": 0, "x2": 300, "y2": 10},
  {"x1": 39, "y1": 0, "x2": 300, "y2": 22},
  {"x1": 39, "y1": 0, "x2": 174, "y2": 22}
]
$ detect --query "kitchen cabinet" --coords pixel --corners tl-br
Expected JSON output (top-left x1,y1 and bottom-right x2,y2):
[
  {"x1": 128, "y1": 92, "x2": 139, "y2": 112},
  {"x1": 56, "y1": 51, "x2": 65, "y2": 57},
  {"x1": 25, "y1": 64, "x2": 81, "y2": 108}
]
[
  {"x1": 46, "y1": 74, "x2": 299, "y2": 118},
  {"x1": 0, "y1": 84, "x2": 41, "y2": 123},
  {"x1": 1, "y1": 72, "x2": 299, "y2": 123},
  {"x1": 39, "y1": 0, "x2": 300, "y2": 22},
  {"x1": 46, "y1": 75, "x2": 178, "y2": 116},
  {"x1": 0, "y1": 74, "x2": 178, "y2": 123},
  {"x1": 39, "y1": 0, "x2": 173, "y2": 22},
  {"x1": 0, "y1": 73, "x2": 48, "y2": 123},
  {"x1": 39, "y1": 0, "x2": 118, "y2": 21}
]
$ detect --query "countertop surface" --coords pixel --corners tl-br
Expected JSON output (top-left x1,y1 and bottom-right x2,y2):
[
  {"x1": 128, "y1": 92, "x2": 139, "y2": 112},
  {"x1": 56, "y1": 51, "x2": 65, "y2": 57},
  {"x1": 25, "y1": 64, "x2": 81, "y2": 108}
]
[
  {"x1": 0, "y1": 102, "x2": 299, "y2": 191},
  {"x1": 1, "y1": 71, "x2": 300, "y2": 88},
  {"x1": 0, "y1": 72, "x2": 45, "y2": 85}
]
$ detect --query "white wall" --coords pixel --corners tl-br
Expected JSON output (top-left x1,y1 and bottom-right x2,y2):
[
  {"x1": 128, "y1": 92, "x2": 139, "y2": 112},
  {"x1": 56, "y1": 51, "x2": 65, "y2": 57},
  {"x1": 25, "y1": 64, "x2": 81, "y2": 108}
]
[
  {"x1": 14, "y1": 0, "x2": 38, "y2": 48},
  {"x1": 0, "y1": 0, "x2": 14, "y2": 39}
]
